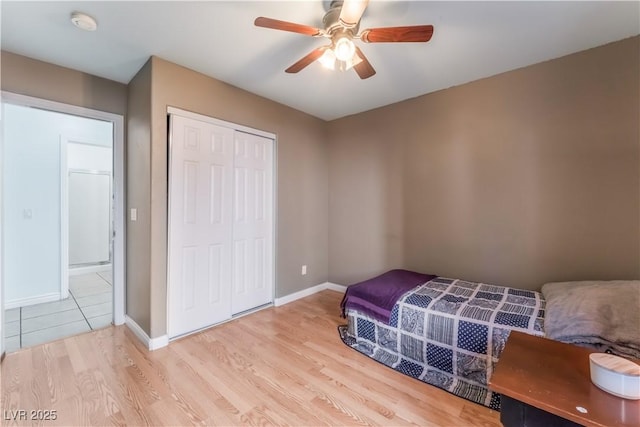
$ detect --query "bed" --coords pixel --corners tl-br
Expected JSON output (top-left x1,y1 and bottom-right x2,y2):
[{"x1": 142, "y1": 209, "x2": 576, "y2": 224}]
[{"x1": 340, "y1": 270, "x2": 640, "y2": 411}]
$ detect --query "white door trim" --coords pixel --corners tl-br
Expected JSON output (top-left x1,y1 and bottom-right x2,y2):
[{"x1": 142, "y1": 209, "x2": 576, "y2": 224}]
[
  {"x1": 1, "y1": 91, "x2": 126, "y2": 326},
  {"x1": 0, "y1": 98, "x2": 4, "y2": 356},
  {"x1": 167, "y1": 106, "x2": 276, "y2": 140},
  {"x1": 60, "y1": 136, "x2": 69, "y2": 300}
]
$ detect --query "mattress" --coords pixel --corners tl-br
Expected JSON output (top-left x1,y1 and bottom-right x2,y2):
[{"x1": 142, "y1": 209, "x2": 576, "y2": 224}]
[{"x1": 343, "y1": 276, "x2": 545, "y2": 409}]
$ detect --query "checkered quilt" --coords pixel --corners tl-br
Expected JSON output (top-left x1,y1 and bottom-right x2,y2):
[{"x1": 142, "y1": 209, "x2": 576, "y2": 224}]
[{"x1": 345, "y1": 277, "x2": 545, "y2": 409}]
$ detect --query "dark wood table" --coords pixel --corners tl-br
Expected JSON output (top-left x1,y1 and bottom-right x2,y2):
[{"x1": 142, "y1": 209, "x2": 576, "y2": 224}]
[{"x1": 489, "y1": 331, "x2": 640, "y2": 427}]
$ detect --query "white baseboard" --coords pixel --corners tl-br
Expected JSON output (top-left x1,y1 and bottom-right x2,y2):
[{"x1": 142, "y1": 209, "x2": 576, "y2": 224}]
[
  {"x1": 69, "y1": 264, "x2": 111, "y2": 276},
  {"x1": 5, "y1": 292, "x2": 60, "y2": 309},
  {"x1": 149, "y1": 335, "x2": 169, "y2": 350},
  {"x1": 125, "y1": 283, "x2": 347, "y2": 348},
  {"x1": 125, "y1": 315, "x2": 168, "y2": 351},
  {"x1": 274, "y1": 281, "x2": 346, "y2": 307},
  {"x1": 326, "y1": 282, "x2": 347, "y2": 293},
  {"x1": 274, "y1": 283, "x2": 326, "y2": 307}
]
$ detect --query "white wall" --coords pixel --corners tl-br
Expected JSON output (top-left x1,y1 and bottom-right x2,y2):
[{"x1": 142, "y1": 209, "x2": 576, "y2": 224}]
[
  {"x1": 68, "y1": 142, "x2": 113, "y2": 169},
  {"x1": 3, "y1": 103, "x2": 112, "y2": 307}
]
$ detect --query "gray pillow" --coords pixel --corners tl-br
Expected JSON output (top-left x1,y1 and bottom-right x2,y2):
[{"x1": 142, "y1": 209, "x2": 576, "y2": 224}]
[{"x1": 541, "y1": 280, "x2": 640, "y2": 359}]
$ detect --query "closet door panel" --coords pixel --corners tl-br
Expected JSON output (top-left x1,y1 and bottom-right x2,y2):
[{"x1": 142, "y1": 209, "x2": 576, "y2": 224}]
[
  {"x1": 168, "y1": 115, "x2": 234, "y2": 338},
  {"x1": 231, "y1": 131, "x2": 274, "y2": 314}
]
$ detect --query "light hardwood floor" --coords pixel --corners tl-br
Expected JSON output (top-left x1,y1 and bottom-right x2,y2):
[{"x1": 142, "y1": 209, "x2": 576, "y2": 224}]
[{"x1": 1, "y1": 290, "x2": 501, "y2": 426}]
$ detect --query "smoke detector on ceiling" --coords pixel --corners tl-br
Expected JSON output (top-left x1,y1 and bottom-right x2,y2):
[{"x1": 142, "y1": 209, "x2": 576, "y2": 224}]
[{"x1": 70, "y1": 12, "x2": 97, "y2": 31}]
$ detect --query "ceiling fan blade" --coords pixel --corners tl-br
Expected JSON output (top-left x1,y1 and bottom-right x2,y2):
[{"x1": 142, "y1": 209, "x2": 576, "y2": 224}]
[
  {"x1": 254, "y1": 17, "x2": 322, "y2": 36},
  {"x1": 285, "y1": 47, "x2": 327, "y2": 73},
  {"x1": 339, "y1": 0, "x2": 369, "y2": 27},
  {"x1": 353, "y1": 47, "x2": 376, "y2": 79},
  {"x1": 360, "y1": 25, "x2": 434, "y2": 43}
]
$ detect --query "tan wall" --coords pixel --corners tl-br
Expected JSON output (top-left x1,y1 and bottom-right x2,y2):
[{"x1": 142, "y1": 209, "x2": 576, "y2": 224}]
[
  {"x1": 126, "y1": 59, "x2": 152, "y2": 332},
  {"x1": 328, "y1": 36, "x2": 640, "y2": 290},
  {"x1": 146, "y1": 57, "x2": 329, "y2": 337},
  {"x1": 1, "y1": 51, "x2": 127, "y2": 115},
  {"x1": 328, "y1": 113, "x2": 405, "y2": 285}
]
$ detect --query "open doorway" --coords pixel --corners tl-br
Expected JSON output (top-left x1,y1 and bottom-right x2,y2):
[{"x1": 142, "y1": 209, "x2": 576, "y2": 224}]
[{"x1": 1, "y1": 93, "x2": 125, "y2": 353}]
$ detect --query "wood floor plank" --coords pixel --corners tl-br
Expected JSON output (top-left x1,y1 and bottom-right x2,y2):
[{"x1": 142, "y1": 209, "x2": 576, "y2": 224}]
[
  {"x1": 170, "y1": 343, "x2": 251, "y2": 417},
  {"x1": 2, "y1": 290, "x2": 501, "y2": 426},
  {"x1": 63, "y1": 337, "x2": 90, "y2": 374}
]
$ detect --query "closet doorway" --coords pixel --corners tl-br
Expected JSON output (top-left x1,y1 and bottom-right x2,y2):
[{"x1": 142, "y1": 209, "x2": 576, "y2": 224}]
[
  {"x1": 167, "y1": 108, "x2": 275, "y2": 338},
  {"x1": 0, "y1": 93, "x2": 125, "y2": 353}
]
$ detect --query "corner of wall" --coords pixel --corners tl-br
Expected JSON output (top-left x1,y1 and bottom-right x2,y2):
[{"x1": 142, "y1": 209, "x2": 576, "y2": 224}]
[{"x1": 125, "y1": 58, "x2": 153, "y2": 335}]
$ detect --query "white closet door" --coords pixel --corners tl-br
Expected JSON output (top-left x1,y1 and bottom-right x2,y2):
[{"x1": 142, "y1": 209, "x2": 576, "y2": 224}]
[
  {"x1": 168, "y1": 115, "x2": 234, "y2": 338},
  {"x1": 231, "y1": 131, "x2": 274, "y2": 314}
]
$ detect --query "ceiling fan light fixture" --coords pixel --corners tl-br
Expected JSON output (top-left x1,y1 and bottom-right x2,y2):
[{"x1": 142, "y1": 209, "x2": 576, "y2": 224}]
[
  {"x1": 334, "y1": 36, "x2": 355, "y2": 62},
  {"x1": 335, "y1": 52, "x2": 363, "y2": 72},
  {"x1": 319, "y1": 49, "x2": 337, "y2": 70},
  {"x1": 344, "y1": 52, "x2": 363, "y2": 71}
]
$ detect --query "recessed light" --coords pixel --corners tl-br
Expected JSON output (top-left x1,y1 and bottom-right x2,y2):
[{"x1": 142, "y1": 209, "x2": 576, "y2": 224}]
[{"x1": 70, "y1": 11, "x2": 97, "y2": 31}]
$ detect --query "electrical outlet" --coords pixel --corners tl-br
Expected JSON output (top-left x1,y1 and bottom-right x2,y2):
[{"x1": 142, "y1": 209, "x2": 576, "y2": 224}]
[{"x1": 301, "y1": 265, "x2": 307, "y2": 275}]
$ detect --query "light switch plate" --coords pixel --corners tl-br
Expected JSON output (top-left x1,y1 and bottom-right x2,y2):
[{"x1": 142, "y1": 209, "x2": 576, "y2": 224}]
[{"x1": 130, "y1": 208, "x2": 137, "y2": 221}]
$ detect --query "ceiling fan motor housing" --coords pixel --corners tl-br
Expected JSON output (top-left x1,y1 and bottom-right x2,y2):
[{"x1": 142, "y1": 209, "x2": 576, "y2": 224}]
[{"x1": 324, "y1": 1, "x2": 360, "y2": 35}]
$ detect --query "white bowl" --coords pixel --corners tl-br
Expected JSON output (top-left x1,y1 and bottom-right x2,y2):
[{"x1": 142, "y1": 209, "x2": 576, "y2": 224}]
[{"x1": 589, "y1": 353, "x2": 640, "y2": 400}]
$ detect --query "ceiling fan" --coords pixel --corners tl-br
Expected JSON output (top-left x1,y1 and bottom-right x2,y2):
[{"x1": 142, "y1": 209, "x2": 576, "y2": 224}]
[{"x1": 254, "y1": 0, "x2": 434, "y2": 79}]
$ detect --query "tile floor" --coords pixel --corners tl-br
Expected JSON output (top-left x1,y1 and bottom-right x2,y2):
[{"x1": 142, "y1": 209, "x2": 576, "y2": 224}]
[{"x1": 4, "y1": 271, "x2": 113, "y2": 352}]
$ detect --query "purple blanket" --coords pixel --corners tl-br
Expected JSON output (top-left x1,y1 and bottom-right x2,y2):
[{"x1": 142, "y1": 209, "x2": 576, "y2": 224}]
[{"x1": 340, "y1": 269, "x2": 436, "y2": 323}]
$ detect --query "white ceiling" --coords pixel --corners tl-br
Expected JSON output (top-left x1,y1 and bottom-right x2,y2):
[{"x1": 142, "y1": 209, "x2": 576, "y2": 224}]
[{"x1": 2, "y1": 1, "x2": 638, "y2": 121}]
